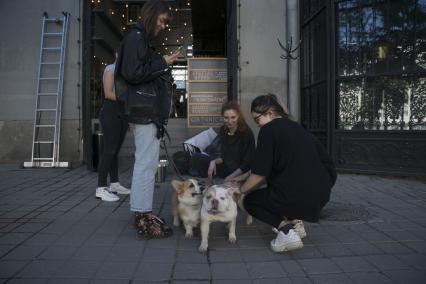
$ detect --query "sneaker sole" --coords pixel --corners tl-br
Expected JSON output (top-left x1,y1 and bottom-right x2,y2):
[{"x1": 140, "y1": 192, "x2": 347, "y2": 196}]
[
  {"x1": 95, "y1": 195, "x2": 119, "y2": 202},
  {"x1": 110, "y1": 190, "x2": 130, "y2": 195},
  {"x1": 136, "y1": 231, "x2": 173, "y2": 240},
  {"x1": 270, "y1": 240, "x2": 304, "y2": 252}
]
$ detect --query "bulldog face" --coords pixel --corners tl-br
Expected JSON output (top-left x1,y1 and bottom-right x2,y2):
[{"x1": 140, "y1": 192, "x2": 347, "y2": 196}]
[
  {"x1": 202, "y1": 185, "x2": 235, "y2": 215},
  {"x1": 171, "y1": 179, "x2": 202, "y2": 205}
]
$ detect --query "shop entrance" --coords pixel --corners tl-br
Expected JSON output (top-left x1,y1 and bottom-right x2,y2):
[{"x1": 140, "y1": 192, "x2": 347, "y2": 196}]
[{"x1": 82, "y1": 0, "x2": 233, "y2": 169}]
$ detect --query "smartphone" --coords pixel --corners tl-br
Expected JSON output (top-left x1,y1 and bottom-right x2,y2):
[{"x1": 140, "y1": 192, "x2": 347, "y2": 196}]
[{"x1": 172, "y1": 46, "x2": 183, "y2": 54}]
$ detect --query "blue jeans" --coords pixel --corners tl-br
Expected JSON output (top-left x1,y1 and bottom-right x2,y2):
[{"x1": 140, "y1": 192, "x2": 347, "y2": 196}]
[{"x1": 130, "y1": 123, "x2": 159, "y2": 213}]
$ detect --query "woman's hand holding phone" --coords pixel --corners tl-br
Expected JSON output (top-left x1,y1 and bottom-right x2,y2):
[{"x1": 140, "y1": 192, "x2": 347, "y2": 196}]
[{"x1": 163, "y1": 46, "x2": 182, "y2": 65}]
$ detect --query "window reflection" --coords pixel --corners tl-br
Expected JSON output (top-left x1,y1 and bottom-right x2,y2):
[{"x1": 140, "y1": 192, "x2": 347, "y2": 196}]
[{"x1": 337, "y1": 0, "x2": 426, "y2": 130}]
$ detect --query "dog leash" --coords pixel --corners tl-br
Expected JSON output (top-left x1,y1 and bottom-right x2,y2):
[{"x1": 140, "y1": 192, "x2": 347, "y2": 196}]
[
  {"x1": 160, "y1": 133, "x2": 219, "y2": 194},
  {"x1": 160, "y1": 134, "x2": 185, "y2": 181}
]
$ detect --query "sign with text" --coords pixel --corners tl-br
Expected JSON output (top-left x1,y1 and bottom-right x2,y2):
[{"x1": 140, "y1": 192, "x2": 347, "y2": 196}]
[
  {"x1": 188, "y1": 93, "x2": 227, "y2": 104},
  {"x1": 189, "y1": 70, "x2": 227, "y2": 81},
  {"x1": 189, "y1": 104, "x2": 222, "y2": 115},
  {"x1": 189, "y1": 116, "x2": 223, "y2": 127},
  {"x1": 187, "y1": 58, "x2": 227, "y2": 128}
]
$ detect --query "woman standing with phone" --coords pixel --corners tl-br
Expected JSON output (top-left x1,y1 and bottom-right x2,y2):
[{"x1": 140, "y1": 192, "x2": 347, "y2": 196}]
[{"x1": 115, "y1": 0, "x2": 180, "y2": 239}]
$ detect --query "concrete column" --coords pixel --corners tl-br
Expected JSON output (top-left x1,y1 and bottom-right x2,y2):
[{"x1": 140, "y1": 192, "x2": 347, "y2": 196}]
[
  {"x1": 287, "y1": 0, "x2": 300, "y2": 121},
  {"x1": 237, "y1": 0, "x2": 287, "y2": 137}
]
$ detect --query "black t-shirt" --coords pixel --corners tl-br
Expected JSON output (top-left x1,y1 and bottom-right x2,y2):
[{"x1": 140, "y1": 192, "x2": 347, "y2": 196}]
[
  {"x1": 220, "y1": 127, "x2": 255, "y2": 174},
  {"x1": 251, "y1": 118, "x2": 335, "y2": 221}
]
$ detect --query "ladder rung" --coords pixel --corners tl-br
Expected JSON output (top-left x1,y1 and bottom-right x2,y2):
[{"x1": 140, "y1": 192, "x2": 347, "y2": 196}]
[
  {"x1": 34, "y1": 141, "x2": 54, "y2": 144},
  {"x1": 35, "y1": 125, "x2": 56, "y2": 128},
  {"x1": 44, "y1": 18, "x2": 64, "y2": 22},
  {"x1": 36, "y1": 109, "x2": 56, "y2": 112},
  {"x1": 41, "y1": 62, "x2": 61, "y2": 65},
  {"x1": 33, "y1": 158, "x2": 54, "y2": 160},
  {"x1": 40, "y1": 77, "x2": 60, "y2": 80},
  {"x1": 38, "y1": 93, "x2": 58, "y2": 96},
  {"x1": 42, "y1": 47, "x2": 61, "y2": 50},
  {"x1": 44, "y1": 32, "x2": 64, "y2": 36}
]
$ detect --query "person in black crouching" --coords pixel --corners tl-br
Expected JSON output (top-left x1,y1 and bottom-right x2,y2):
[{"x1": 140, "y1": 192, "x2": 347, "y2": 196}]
[{"x1": 237, "y1": 94, "x2": 336, "y2": 253}]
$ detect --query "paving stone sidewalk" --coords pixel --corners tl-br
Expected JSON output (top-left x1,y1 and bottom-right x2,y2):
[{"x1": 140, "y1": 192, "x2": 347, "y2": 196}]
[{"x1": 0, "y1": 161, "x2": 425, "y2": 283}]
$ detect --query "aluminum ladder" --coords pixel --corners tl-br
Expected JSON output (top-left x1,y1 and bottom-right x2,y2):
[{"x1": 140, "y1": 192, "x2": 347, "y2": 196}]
[{"x1": 24, "y1": 12, "x2": 70, "y2": 168}]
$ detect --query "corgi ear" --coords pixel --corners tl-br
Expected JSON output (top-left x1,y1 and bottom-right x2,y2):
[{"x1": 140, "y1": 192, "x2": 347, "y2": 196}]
[{"x1": 171, "y1": 180, "x2": 184, "y2": 192}]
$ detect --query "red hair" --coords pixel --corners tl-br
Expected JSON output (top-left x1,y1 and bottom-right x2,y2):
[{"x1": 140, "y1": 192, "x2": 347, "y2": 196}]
[{"x1": 221, "y1": 101, "x2": 248, "y2": 133}]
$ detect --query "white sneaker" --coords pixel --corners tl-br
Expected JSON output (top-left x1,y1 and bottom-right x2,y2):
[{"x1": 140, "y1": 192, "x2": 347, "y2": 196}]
[
  {"x1": 282, "y1": 221, "x2": 307, "y2": 238},
  {"x1": 270, "y1": 228, "x2": 303, "y2": 253},
  {"x1": 109, "y1": 182, "x2": 130, "y2": 195},
  {"x1": 95, "y1": 187, "x2": 119, "y2": 202},
  {"x1": 293, "y1": 221, "x2": 307, "y2": 238}
]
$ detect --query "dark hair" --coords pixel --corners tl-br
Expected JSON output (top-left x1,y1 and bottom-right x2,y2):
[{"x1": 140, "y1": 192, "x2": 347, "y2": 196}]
[
  {"x1": 250, "y1": 93, "x2": 289, "y2": 118},
  {"x1": 221, "y1": 101, "x2": 248, "y2": 133},
  {"x1": 140, "y1": 0, "x2": 169, "y2": 39}
]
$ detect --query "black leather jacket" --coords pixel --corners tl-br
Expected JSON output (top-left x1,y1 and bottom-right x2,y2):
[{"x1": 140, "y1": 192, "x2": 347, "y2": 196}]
[{"x1": 114, "y1": 23, "x2": 172, "y2": 124}]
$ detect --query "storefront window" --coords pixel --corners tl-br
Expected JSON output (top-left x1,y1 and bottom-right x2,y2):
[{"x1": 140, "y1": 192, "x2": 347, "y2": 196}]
[{"x1": 337, "y1": 0, "x2": 426, "y2": 130}]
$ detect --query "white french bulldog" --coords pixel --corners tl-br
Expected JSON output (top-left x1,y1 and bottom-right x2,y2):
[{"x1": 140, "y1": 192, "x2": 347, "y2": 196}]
[{"x1": 198, "y1": 184, "x2": 239, "y2": 253}]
